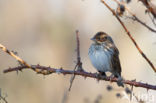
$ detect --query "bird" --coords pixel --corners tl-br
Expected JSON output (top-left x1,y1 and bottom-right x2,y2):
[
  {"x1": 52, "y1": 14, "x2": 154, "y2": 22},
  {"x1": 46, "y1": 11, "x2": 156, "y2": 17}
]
[{"x1": 88, "y1": 32, "x2": 124, "y2": 87}]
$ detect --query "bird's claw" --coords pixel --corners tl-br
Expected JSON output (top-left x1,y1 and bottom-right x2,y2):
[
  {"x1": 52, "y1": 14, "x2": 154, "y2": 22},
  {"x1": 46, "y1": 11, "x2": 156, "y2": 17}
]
[
  {"x1": 117, "y1": 77, "x2": 124, "y2": 87},
  {"x1": 94, "y1": 73, "x2": 106, "y2": 79},
  {"x1": 108, "y1": 74, "x2": 114, "y2": 81}
]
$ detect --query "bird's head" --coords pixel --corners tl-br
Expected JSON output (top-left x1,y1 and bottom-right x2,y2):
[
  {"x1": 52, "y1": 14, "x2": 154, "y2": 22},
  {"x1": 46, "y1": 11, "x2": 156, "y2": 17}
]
[{"x1": 91, "y1": 32, "x2": 113, "y2": 44}]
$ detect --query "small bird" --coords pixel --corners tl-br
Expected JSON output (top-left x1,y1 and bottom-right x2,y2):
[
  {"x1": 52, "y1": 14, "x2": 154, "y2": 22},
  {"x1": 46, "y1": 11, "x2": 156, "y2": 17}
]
[{"x1": 88, "y1": 32, "x2": 123, "y2": 87}]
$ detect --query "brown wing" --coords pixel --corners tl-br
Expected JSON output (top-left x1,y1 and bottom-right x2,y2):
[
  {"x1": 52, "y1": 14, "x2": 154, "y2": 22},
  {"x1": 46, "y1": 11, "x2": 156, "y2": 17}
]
[{"x1": 110, "y1": 45, "x2": 122, "y2": 77}]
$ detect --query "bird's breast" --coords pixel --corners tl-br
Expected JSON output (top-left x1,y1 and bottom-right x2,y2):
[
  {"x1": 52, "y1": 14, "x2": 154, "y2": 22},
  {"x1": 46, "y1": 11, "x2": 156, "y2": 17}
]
[{"x1": 89, "y1": 45, "x2": 112, "y2": 72}]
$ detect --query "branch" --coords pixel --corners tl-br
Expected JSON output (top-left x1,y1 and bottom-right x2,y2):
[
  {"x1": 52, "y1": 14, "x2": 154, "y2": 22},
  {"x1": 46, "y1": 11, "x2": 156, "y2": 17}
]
[
  {"x1": 129, "y1": 16, "x2": 156, "y2": 32},
  {"x1": 113, "y1": 0, "x2": 156, "y2": 33},
  {"x1": 1, "y1": 35, "x2": 156, "y2": 91},
  {"x1": 0, "y1": 89, "x2": 8, "y2": 103},
  {"x1": 137, "y1": 0, "x2": 156, "y2": 26},
  {"x1": 0, "y1": 44, "x2": 31, "y2": 68},
  {"x1": 101, "y1": 0, "x2": 156, "y2": 72},
  {"x1": 0, "y1": 44, "x2": 49, "y2": 74},
  {"x1": 68, "y1": 30, "x2": 84, "y2": 91},
  {"x1": 0, "y1": 96, "x2": 8, "y2": 103},
  {"x1": 138, "y1": 0, "x2": 156, "y2": 18},
  {"x1": 3, "y1": 65, "x2": 156, "y2": 91}
]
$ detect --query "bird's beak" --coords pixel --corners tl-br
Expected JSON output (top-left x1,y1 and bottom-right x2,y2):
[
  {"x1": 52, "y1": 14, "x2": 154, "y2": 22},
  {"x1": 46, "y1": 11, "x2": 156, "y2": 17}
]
[{"x1": 91, "y1": 37, "x2": 96, "y2": 41}]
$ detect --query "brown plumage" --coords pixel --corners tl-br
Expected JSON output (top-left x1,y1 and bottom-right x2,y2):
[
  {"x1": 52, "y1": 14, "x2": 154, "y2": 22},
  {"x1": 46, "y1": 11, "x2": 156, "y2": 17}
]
[{"x1": 89, "y1": 32, "x2": 123, "y2": 87}]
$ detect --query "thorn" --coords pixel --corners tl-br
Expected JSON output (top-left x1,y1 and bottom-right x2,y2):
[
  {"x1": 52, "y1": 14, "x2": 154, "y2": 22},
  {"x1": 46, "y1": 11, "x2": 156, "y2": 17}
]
[
  {"x1": 131, "y1": 79, "x2": 136, "y2": 82},
  {"x1": 60, "y1": 67, "x2": 63, "y2": 70},
  {"x1": 84, "y1": 76, "x2": 87, "y2": 80},
  {"x1": 19, "y1": 68, "x2": 23, "y2": 72},
  {"x1": 63, "y1": 73, "x2": 66, "y2": 76}
]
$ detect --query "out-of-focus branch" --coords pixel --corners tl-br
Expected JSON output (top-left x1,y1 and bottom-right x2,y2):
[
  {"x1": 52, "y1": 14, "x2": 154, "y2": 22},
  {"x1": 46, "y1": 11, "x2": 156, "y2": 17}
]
[
  {"x1": 138, "y1": 0, "x2": 156, "y2": 18},
  {"x1": 0, "y1": 95, "x2": 8, "y2": 103},
  {"x1": 138, "y1": 0, "x2": 156, "y2": 26},
  {"x1": 113, "y1": 0, "x2": 156, "y2": 33},
  {"x1": 3, "y1": 65, "x2": 156, "y2": 91},
  {"x1": 0, "y1": 89, "x2": 8, "y2": 103},
  {"x1": 101, "y1": 0, "x2": 156, "y2": 73}
]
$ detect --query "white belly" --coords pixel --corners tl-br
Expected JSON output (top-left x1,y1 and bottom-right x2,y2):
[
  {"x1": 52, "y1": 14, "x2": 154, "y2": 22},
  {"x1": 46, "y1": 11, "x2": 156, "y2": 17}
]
[{"x1": 89, "y1": 49, "x2": 112, "y2": 72}]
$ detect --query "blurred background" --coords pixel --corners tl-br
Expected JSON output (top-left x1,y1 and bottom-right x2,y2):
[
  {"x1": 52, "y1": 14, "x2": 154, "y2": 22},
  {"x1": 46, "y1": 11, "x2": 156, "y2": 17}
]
[{"x1": 0, "y1": 0, "x2": 156, "y2": 103}]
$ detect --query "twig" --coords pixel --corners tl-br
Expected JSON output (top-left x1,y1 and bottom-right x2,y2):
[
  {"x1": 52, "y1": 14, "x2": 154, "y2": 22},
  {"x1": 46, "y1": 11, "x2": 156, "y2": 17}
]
[
  {"x1": 3, "y1": 65, "x2": 156, "y2": 91},
  {"x1": 101, "y1": 0, "x2": 156, "y2": 72},
  {"x1": 75, "y1": 30, "x2": 83, "y2": 71},
  {"x1": 138, "y1": 0, "x2": 156, "y2": 18},
  {"x1": 128, "y1": 16, "x2": 156, "y2": 32},
  {"x1": 68, "y1": 30, "x2": 84, "y2": 91},
  {"x1": 0, "y1": 96, "x2": 8, "y2": 103},
  {"x1": 112, "y1": 0, "x2": 156, "y2": 33},
  {"x1": 0, "y1": 44, "x2": 50, "y2": 74},
  {"x1": 61, "y1": 90, "x2": 69, "y2": 103},
  {"x1": 0, "y1": 89, "x2": 8, "y2": 103},
  {"x1": 130, "y1": 84, "x2": 134, "y2": 101},
  {"x1": 138, "y1": 0, "x2": 156, "y2": 26},
  {"x1": 0, "y1": 44, "x2": 31, "y2": 68},
  {"x1": 1, "y1": 42, "x2": 156, "y2": 90}
]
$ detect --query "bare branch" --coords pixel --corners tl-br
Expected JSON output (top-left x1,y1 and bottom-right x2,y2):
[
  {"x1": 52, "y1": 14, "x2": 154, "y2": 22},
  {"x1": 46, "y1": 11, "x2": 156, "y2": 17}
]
[
  {"x1": 0, "y1": 44, "x2": 49, "y2": 74},
  {"x1": 101, "y1": 0, "x2": 156, "y2": 72},
  {"x1": 0, "y1": 89, "x2": 8, "y2": 103},
  {"x1": 3, "y1": 65, "x2": 156, "y2": 91},
  {"x1": 0, "y1": 44, "x2": 31, "y2": 69},
  {"x1": 69, "y1": 30, "x2": 84, "y2": 91},
  {"x1": 113, "y1": 0, "x2": 156, "y2": 33},
  {"x1": 138, "y1": 0, "x2": 156, "y2": 18},
  {"x1": 137, "y1": 0, "x2": 156, "y2": 26}
]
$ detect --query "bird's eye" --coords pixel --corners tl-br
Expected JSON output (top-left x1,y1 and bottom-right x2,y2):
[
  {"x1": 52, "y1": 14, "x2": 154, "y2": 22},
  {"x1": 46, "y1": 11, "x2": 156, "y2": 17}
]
[
  {"x1": 104, "y1": 37, "x2": 108, "y2": 40},
  {"x1": 101, "y1": 36, "x2": 107, "y2": 41}
]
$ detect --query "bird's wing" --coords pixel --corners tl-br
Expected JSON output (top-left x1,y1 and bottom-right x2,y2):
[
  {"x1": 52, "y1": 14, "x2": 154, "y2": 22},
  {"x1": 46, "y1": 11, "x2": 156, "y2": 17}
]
[{"x1": 109, "y1": 44, "x2": 122, "y2": 77}]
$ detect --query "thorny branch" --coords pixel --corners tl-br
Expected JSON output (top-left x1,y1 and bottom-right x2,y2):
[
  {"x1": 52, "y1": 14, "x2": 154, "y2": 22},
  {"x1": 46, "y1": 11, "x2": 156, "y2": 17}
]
[
  {"x1": 68, "y1": 30, "x2": 84, "y2": 91},
  {"x1": 113, "y1": 0, "x2": 156, "y2": 33},
  {"x1": 101, "y1": 0, "x2": 156, "y2": 72},
  {"x1": 0, "y1": 44, "x2": 51, "y2": 75},
  {"x1": 3, "y1": 65, "x2": 156, "y2": 91},
  {"x1": 1, "y1": 0, "x2": 156, "y2": 92},
  {"x1": 1, "y1": 34, "x2": 156, "y2": 91}
]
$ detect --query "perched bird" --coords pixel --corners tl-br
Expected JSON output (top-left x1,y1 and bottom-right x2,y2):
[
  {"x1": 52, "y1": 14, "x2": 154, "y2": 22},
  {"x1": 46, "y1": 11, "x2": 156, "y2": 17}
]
[{"x1": 88, "y1": 32, "x2": 124, "y2": 87}]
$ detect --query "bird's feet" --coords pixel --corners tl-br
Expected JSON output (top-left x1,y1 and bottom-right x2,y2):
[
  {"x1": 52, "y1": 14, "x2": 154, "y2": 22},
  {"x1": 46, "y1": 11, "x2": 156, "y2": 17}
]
[
  {"x1": 99, "y1": 71, "x2": 107, "y2": 79},
  {"x1": 117, "y1": 76, "x2": 124, "y2": 87},
  {"x1": 108, "y1": 74, "x2": 114, "y2": 81},
  {"x1": 94, "y1": 72, "x2": 107, "y2": 79}
]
